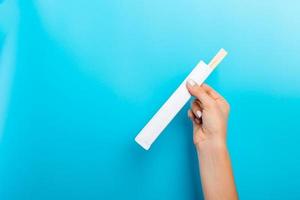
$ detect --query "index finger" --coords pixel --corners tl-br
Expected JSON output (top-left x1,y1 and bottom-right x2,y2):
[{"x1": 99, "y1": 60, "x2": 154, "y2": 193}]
[{"x1": 186, "y1": 79, "x2": 215, "y2": 108}]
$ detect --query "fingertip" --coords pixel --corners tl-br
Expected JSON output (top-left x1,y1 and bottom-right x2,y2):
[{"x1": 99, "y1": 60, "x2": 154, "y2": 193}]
[
  {"x1": 186, "y1": 79, "x2": 197, "y2": 93},
  {"x1": 188, "y1": 109, "x2": 195, "y2": 119},
  {"x1": 187, "y1": 109, "x2": 191, "y2": 115},
  {"x1": 188, "y1": 109, "x2": 197, "y2": 124},
  {"x1": 196, "y1": 110, "x2": 202, "y2": 118},
  {"x1": 186, "y1": 82, "x2": 192, "y2": 92},
  {"x1": 187, "y1": 78, "x2": 197, "y2": 87}
]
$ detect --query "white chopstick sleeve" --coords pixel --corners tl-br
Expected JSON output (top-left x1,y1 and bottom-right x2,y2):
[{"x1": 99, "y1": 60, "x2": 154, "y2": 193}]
[{"x1": 135, "y1": 61, "x2": 213, "y2": 150}]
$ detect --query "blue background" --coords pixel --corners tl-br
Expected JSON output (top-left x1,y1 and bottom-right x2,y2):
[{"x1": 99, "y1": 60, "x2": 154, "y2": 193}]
[{"x1": 1, "y1": 0, "x2": 300, "y2": 199}]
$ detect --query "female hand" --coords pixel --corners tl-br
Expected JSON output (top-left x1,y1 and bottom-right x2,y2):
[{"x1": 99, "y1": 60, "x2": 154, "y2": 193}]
[
  {"x1": 186, "y1": 80, "x2": 230, "y2": 150},
  {"x1": 186, "y1": 80, "x2": 238, "y2": 200}
]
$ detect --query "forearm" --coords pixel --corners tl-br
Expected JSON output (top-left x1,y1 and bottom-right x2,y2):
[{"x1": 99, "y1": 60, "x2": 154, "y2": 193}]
[{"x1": 197, "y1": 143, "x2": 238, "y2": 200}]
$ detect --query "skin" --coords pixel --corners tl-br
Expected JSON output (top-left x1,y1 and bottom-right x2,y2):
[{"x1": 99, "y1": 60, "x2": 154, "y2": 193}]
[{"x1": 186, "y1": 80, "x2": 238, "y2": 200}]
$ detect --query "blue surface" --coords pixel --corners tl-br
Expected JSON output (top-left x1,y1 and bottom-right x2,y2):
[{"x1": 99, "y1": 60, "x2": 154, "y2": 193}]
[{"x1": 1, "y1": 0, "x2": 300, "y2": 199}]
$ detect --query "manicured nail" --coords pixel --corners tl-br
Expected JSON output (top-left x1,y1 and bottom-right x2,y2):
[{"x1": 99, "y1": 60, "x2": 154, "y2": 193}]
[
  {"x1": 187, "y1": 79, "x2": 197, "y2": 87},
  {"x1": 196, "y1": 110, "x2": 202, "y2": 118}
]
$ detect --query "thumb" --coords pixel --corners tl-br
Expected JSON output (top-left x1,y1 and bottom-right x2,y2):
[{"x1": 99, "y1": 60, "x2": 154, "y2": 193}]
[{"x1": 186, "y1": 79, "x2": 214, "y2": 108}]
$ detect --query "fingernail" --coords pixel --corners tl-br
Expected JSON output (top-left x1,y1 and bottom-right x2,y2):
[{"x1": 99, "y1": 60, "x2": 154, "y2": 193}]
[
  {"x1": 187, "y1": 79, "x2": 197, "y2": 87},
  {"x1": 196, "y1": 110, "x2": 202, "y2": 118}
]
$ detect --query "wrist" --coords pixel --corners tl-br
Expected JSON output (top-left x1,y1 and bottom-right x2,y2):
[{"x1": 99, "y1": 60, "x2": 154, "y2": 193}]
[
  {"x1": 195, "y1": 139, "x2": 227, "y2": 154},
  {"x1": 196, "y1": 141, "x2": 229, "y2": 170}
]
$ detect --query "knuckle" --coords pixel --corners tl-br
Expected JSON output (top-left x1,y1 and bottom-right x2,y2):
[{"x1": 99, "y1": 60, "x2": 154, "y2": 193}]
[
  {"x1": 207, "y1": 100, "x2": 216, "y2": 107},
  {"x1": 224, "y1": 101, "x2": 230, "y2": 112}
]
